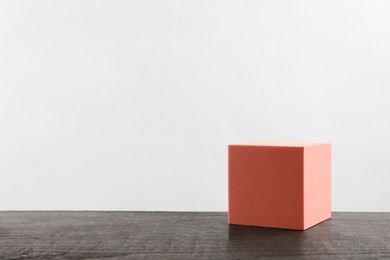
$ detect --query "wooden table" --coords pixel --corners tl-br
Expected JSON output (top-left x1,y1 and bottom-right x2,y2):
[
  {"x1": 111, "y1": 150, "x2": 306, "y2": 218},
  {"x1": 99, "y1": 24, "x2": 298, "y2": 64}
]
[{"x1": 0, "y1": 212, "x2": 389, "y2": 259}]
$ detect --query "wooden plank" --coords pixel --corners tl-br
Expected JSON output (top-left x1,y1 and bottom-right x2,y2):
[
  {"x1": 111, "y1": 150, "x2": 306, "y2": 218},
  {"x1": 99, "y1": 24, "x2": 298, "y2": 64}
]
[{"x1": 0, "y1": 212, "x2": 389, "y2": 259}]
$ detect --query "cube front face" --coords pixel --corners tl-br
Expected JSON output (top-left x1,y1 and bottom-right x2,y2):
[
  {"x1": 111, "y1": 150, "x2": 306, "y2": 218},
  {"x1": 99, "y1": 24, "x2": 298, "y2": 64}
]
[{"x1": 228, "y1": 143, "x2": 331, "y2": 230}]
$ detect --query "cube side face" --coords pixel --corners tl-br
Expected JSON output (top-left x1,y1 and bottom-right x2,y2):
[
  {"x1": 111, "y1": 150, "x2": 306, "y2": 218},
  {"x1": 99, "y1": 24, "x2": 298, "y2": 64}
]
[
  {"x1": 303, "y1": 144, "x2": 332, "y2": 229},
  {"x1": 228, "y1": 145, "x2": 304, "y2": 230}
]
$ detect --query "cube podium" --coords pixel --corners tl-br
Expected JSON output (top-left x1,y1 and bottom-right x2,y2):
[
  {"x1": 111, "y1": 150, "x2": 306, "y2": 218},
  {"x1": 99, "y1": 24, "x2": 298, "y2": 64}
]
[{"x1": 228, "y1": 142, "x2": 331, "y2": 230}]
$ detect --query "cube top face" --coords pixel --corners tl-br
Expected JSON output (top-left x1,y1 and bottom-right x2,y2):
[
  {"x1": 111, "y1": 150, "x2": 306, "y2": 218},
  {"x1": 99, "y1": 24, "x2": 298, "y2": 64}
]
[
  {"x1": 230, "y1": 141, "x2": 330, "y2": 148},
  {"x1": 228, "y1": 142, "x2": 331, "y2": 230}
]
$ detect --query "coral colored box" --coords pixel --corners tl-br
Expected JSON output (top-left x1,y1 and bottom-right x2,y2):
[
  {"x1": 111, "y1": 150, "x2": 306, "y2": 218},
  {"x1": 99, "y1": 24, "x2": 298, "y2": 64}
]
[{"x1": 228, "y1": 142, "x2": 331, "y2": 230}]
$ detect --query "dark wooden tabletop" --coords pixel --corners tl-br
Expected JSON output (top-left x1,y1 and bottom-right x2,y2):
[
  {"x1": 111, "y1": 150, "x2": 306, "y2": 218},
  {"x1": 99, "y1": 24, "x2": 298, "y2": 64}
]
[{"x1": 0, "y1": 211, "x2": 389, "y2": 259}]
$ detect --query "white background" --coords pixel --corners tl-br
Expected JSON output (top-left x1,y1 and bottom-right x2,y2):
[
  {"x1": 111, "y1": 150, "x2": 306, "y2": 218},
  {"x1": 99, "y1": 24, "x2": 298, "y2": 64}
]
[{"x1": 1, "y1": 0, "x2": 389, "y2": 211}]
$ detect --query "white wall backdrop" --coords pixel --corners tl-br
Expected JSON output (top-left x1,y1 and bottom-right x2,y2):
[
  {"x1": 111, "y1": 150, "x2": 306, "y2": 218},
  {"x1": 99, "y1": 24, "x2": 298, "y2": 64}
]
[{"x1": 1, "y1": 0, "x2": 389, "y2": 211}]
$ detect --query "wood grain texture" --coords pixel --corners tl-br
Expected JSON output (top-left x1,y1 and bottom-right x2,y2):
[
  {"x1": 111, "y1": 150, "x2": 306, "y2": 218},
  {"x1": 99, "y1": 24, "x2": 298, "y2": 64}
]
[{"x1": 0, "y1": 212, "x2": 389, "y2": 259}]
